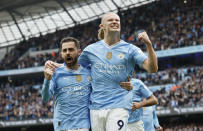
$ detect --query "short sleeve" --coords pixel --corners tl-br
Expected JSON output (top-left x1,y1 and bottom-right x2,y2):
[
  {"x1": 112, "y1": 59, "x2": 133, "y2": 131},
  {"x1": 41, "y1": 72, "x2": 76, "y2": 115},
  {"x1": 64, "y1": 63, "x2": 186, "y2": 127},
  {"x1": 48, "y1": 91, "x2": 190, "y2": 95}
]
[
  {"x1": 130, "y1": 45, "x2": 147, "y2": 68},
  {"x1": 78, "y1": 48, "x2": 91, "y2": 67},
  {"x1": 139, "y1": 80, "x2": 152, "y2": 98}
]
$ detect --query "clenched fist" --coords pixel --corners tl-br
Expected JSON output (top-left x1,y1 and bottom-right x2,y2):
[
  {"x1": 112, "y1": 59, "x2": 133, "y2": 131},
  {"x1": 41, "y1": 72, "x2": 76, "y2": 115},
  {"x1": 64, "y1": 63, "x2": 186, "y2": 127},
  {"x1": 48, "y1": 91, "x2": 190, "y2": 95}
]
[
  {"x1": 44, "y1": 67, "x2": 53, "y2": 80},
  {"x1": 132, "y1": 102, "x2": 143, "y2": 110},
  {"x1": 45, "y1": 60, "x2": 61, "y2": 71},
  {"x1": 138, "y1": 31, "x2": 152, "y2": 45}
]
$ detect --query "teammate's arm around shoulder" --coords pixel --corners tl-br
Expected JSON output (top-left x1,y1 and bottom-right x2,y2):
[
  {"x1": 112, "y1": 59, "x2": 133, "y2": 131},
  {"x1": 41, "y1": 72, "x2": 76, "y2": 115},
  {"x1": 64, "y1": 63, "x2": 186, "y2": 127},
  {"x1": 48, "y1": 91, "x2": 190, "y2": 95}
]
[
  {"x1": 120, "y1": 77, "x2": 133, "y2": 91},
  {"x1": 138, "y1": 31, "x2": 158, "y2": 73}
]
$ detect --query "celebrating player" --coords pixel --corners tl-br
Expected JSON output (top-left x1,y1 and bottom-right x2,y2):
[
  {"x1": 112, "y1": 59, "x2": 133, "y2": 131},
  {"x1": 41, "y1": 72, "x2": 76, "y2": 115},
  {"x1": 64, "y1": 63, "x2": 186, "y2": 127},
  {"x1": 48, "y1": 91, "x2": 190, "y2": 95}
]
[
  {"x1": 78, "y1": 12, "x2": 158, "y2": 131},
  {"x1": 41, "y1": 37, "x2": 91, "y2": 131}
]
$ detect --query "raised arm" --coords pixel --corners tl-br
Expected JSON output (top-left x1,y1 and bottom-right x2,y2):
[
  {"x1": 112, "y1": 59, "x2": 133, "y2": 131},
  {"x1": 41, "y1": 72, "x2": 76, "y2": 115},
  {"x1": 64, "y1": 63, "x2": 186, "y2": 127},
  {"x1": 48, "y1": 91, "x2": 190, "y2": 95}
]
[
  {"x1": 138, "y1": 32, "x2": 158, "y2": 73},
  {"x1": 42, "y1": 79, "x2": 52, "y2": 102},
  {"x1": 45, "y1": 60, "x2": 62, "y2": 71},
  {"x1": 41, "y1": 67, "x2": 54, "y2": 102}
]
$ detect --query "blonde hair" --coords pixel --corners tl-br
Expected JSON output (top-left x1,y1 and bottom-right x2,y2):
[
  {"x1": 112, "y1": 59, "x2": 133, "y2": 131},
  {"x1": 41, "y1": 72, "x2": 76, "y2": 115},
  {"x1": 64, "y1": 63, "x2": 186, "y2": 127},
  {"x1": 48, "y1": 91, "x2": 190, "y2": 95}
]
[
  {"x1": 98, "y1": 28, "x2": 104, "y2": 40},
  {"x1": 98, "y1": 12, "x2": 118, "y2": 40}
]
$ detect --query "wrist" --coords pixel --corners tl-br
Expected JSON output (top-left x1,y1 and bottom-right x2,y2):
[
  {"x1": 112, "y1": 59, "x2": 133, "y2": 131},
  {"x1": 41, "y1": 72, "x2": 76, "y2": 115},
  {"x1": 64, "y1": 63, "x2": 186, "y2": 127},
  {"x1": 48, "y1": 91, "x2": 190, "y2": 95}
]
[
  {"x1": 44, "y1": 78, "x2": 50, "y2": 85},
  {"x1": 145, "y1": 41, "x2": 152, "y2": 47}
]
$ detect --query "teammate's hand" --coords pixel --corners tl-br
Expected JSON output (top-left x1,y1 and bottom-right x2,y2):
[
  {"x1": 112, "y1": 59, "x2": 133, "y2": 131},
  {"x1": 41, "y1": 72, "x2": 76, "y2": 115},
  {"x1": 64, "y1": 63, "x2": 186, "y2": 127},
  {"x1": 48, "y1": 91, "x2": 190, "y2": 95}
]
[
  {"x1": 132, "y1": 102, "x2": 142, "y2": 110},
  {"x1": 138, "y1": 31, "x2": 152, "y2": 45},
  {"x1": 156, "y1": 126, "x2": 163, "y2": 131},
  {"x1": 120, "y1": 77, "x2": 133, "y2": 91},
  {"x1": 44, "y1": 67, "x2": 53, "y2": 80},
  {"x1": 45, "y1": 60, "x2": 61, "y2": 71}
]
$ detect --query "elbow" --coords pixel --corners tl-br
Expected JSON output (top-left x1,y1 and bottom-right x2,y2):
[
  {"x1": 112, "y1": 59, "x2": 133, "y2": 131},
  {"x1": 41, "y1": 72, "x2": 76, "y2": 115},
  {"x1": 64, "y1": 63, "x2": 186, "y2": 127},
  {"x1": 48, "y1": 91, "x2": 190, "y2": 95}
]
[
  {"x1": 153, "y1": 66, "x2": 158, "y2": 73},
  {"x1": 148, "y1": 66, "x2": 158, "y2": 73},
  {"x1": 153, "y1": 96, "x2": 158, "y2": 105},
  {"x1": 154, "y1": 98, "x2": 158, "y2": 105}
]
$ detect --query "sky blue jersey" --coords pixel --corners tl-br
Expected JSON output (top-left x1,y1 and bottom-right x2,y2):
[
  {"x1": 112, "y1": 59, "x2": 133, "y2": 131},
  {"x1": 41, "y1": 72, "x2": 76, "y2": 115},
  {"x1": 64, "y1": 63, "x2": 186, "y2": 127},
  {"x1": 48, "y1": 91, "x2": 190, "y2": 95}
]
[
  {"x1": 142, "y1": 106, "x2": 160, "y2": 131},
  {"x1": 128, "y1": 78, "x2": 152, "y2": 123},
  {"x1": 41, "y1": 64, "x2": 91, "y2": 130},
  {"x1": 78, "y1": 40, "x2": 147, "y2": 110}
]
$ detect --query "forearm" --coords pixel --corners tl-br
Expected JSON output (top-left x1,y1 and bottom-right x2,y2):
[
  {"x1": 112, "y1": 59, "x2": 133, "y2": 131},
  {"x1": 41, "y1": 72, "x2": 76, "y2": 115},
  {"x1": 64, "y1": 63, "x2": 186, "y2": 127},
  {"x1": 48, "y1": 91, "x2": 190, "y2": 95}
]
[
  {"x1": 145, "y1": 43, "x2": 158, "y2": 73},
  {"x1": 41, "y1": 79, "x2": 52, "y2": 102},
  {"x1": 141, "y1": 95, "x2": 158, "y2": 107}
]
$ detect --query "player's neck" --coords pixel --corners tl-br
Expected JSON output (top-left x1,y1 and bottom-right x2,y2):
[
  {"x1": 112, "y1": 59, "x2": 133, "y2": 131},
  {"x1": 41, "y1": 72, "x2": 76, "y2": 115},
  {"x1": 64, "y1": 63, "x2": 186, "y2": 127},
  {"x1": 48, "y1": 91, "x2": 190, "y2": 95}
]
[
  {"x1": 66, "y1": 63, "x2": 80, "y2": 70},
  {"x1": 104, "y1": 32, "x2": 120, "y2": 46}
]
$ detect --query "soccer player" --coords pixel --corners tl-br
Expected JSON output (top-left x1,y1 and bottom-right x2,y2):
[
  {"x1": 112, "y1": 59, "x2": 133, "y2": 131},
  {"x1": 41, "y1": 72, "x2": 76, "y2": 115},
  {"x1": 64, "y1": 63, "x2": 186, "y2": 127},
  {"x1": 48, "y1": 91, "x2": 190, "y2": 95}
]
[
  {"x1": 126, "y1": 78, "x2": 158, "y2": 131},
  {"x1": 79, "y1": 12, "x2": 158, "y2": 131},
  {"x1": 47, "y1": 12, "x2": 158, "y2": 131},
  {"x1": 142, "y1": 106, "x2": 163, "y2": 131},
  {"x1": 41, "y1": 37, "x2": 91, "y2": 131}
]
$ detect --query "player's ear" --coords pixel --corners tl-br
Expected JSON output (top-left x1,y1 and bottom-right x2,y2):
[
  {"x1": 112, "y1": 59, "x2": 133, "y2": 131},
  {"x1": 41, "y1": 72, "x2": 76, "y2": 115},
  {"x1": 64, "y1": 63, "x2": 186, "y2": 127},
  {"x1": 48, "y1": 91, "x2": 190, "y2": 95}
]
[
  {"x1": 78, "y1": 49, "x2": 82, "y2": 56},
  {"x1": 99, "y1": 24, "x2": 104, "y2": 29}
]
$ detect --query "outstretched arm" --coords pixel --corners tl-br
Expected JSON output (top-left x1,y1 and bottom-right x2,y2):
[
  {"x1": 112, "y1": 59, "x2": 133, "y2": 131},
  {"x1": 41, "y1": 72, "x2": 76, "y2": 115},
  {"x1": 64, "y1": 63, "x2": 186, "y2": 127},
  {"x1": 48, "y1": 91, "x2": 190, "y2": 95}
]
[{"x1": 138, "y1": 32, "x2": 158, "y2": 73}]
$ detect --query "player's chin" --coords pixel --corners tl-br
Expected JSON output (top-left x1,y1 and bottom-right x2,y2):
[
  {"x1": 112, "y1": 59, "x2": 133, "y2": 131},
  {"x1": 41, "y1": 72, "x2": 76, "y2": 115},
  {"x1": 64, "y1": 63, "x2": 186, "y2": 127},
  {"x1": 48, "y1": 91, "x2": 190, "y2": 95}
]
[{"x1": 66, "y1": 62, "x2": 73, "y2": 67}]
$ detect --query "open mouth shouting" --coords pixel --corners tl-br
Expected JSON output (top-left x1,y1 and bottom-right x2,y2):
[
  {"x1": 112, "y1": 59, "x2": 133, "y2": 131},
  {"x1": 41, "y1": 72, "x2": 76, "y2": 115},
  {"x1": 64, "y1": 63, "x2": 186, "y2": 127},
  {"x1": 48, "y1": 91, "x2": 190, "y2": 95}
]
[{"x1": 66, "y1": 56, "x2": 73, "y2": 63}]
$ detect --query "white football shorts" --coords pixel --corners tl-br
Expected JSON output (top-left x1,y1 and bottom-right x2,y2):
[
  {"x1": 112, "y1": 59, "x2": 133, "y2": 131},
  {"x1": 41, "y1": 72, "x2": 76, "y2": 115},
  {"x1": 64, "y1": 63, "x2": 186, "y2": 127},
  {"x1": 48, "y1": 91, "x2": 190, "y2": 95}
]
[
  {"x1": 90, "y1": 108, "x2": 129, "y2": 131},
  {"x1": 127, "y1": 120, "x2": 144, "y2": 131}
]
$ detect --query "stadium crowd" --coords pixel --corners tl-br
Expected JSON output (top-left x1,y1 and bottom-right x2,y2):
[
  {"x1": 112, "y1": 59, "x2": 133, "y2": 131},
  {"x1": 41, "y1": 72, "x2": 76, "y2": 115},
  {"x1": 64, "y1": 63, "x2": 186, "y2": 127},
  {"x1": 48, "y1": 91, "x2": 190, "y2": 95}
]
[
  {"x1": 154, "y1": 66, "x2": 203, "y2": 108},
  {"x1": 0, "y1": 0, "x2": 202, "y2": 70},
  {"x1": 164, "y1": 123, "x2": 203, "y2": 131},
  {"x1": 0, "y1": 66, "x2": 202, "y2": 121},
  {"x1": 0, "y1": 81, "x2": 53, "y2": 121}
]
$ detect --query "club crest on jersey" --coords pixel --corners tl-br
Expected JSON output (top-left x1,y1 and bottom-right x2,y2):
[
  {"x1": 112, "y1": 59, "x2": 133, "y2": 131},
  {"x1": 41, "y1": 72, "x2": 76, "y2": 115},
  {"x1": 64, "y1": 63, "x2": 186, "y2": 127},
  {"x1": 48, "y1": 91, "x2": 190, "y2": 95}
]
[
  {"x1": 118, "y1": 53, "x2": 124, "y2": 59},
  {"x1": 106, "y1": 52, "x2": 112, "y2": 60},
  {"x1": 76, "y1": 75, "x2": 82, "y2": 82}
]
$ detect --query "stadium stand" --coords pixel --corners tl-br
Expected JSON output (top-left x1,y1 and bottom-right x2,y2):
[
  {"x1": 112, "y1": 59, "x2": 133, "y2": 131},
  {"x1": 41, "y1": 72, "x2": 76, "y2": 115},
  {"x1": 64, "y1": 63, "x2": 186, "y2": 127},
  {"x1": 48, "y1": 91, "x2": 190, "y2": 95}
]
[
  {"x1": 0, "y1": 0, "x2": 202, "y2": 130},
  {"x1": 0, "y1": 0, "x2": 202, "y2": 70}
]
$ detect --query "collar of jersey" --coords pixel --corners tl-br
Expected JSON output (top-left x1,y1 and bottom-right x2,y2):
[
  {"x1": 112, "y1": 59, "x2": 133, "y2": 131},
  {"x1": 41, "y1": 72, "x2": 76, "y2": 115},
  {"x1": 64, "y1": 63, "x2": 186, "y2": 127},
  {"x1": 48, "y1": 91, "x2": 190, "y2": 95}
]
[
  {"x1": 62, "y1": 63, "x2": 83, "y2": 73},
  {"x1": 101, "y1": 39, "x2": 124, "y2": 49}
]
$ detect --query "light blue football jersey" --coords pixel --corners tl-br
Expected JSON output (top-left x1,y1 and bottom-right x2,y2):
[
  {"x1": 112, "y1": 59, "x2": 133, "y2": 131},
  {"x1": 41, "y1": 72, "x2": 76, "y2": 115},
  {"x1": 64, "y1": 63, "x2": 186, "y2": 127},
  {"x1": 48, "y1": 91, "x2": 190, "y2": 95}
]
[
  {"x1": 41, "y1": 63, "x2": 91, "y2": 130},
  {"x1": 79, "y1": 40, "x2": 147, "y2": 110},
  {"x1": 142, "y1": 106, "x2": 160, "y2": 131},
  {"x1": 128, "y1": 78, "x2": 152, "y2": 123}
]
